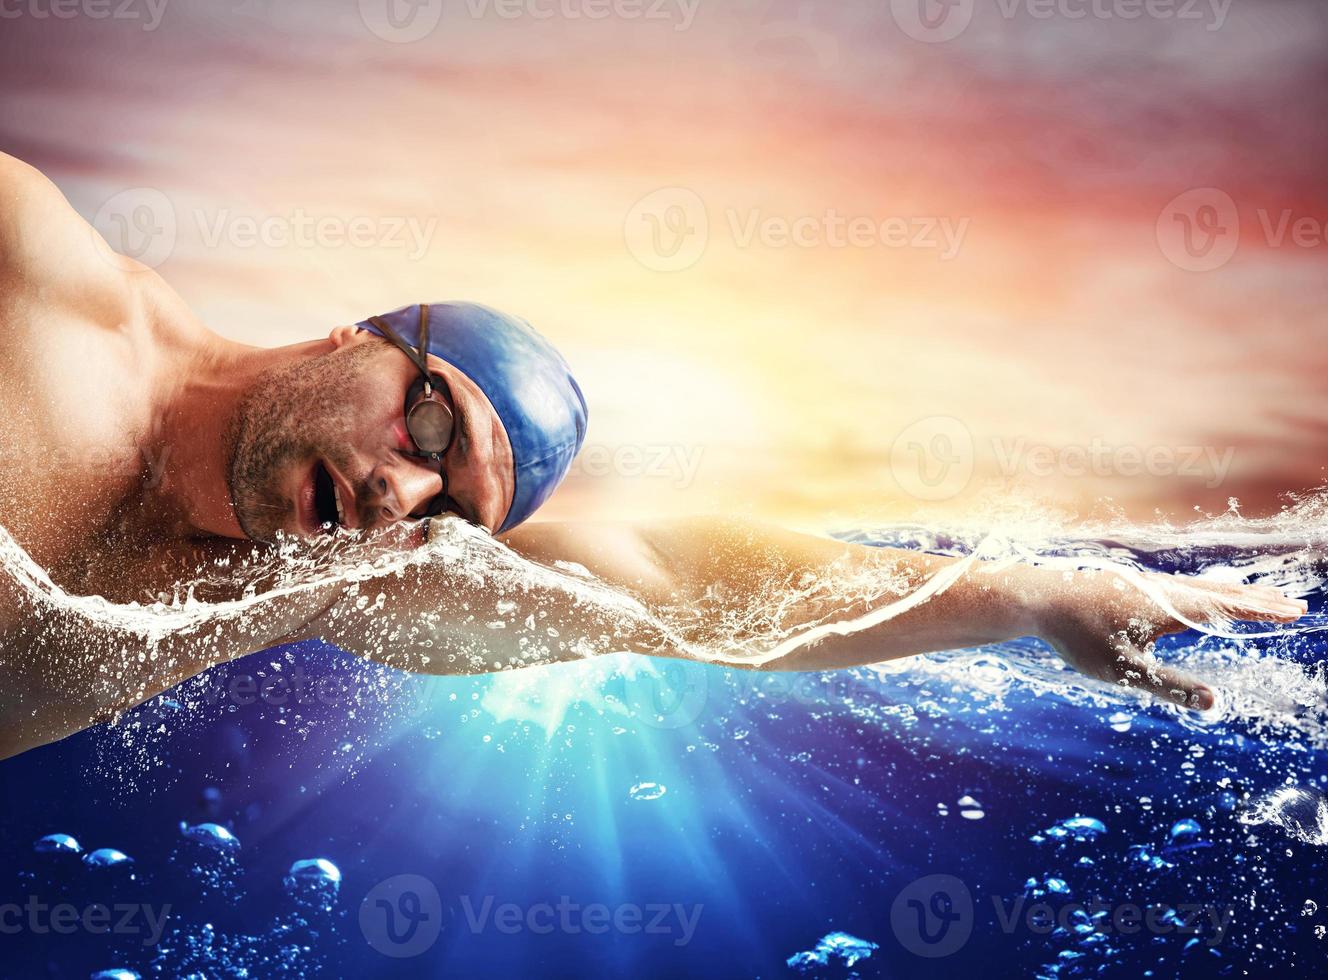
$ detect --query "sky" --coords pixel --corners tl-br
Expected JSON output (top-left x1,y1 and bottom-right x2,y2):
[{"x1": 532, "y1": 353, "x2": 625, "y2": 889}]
[{"x1": 1, "y1": 0, "x2": 1325, "y2": 529}]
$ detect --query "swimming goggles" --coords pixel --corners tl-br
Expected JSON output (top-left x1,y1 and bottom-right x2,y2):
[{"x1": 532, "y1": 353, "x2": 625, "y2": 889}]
[{"x1": 366, "y1": 303, "x2": 457, "y2": 518}]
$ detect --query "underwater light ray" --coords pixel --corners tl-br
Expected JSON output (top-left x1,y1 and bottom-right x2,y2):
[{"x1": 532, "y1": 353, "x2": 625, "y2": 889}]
[
  {"x1": 713, "y1": 730, "x2": 885, "y2": 893},
  {"x1": 584, "y1": 728, "x2": 631, "y2": 891}
]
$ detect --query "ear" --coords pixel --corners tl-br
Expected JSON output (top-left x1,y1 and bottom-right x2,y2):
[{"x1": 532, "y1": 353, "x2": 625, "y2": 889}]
[{"x1": 328, "y1": 324, "x2": 373, "y2": 349}]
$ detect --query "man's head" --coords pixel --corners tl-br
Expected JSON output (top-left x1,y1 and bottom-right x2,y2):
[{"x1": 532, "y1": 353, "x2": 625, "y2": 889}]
[{"x1": 226, "y1": 302, "x2": 586, "y2": 542}]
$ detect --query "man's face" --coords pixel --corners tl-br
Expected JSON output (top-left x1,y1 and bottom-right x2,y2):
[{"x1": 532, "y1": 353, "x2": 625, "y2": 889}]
[{"x1": 227, "y1": 332, "x2": 515, "y2": 542}]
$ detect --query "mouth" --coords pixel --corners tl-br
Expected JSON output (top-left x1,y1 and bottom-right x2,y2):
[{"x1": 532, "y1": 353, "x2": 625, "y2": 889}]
[{"x1": 302, "y1": 459, "x2": 349, "y2": 536}]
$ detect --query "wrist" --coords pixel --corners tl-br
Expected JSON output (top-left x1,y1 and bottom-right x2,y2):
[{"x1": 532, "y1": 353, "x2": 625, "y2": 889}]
[{"x1": 1007, "y1": 562, "x2": 1067, "y2": 640}]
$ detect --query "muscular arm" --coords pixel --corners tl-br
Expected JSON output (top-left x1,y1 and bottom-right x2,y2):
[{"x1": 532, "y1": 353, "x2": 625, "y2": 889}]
[
  {"x1": 303, "y1": 517, "x2": 1306, "y2": 710},
  {"x1": 0, "y1": 515, "x2": 1305, "y2": 758}
]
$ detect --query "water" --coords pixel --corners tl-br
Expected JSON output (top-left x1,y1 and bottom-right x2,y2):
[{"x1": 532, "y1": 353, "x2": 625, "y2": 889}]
[{"x1": 1, "y1": 495, "x2": 1327, "y2": 977}]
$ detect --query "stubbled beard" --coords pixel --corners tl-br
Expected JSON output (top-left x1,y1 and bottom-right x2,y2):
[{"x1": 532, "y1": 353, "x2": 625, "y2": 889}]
[{"x1": 226, "y1": 340, "x2": 387, "y2": 542}]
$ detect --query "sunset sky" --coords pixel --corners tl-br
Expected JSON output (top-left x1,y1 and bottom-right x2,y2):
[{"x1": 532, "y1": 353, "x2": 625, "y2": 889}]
[{"x1": 2, "y1": 0, "x2": 1325, "y2": 528}]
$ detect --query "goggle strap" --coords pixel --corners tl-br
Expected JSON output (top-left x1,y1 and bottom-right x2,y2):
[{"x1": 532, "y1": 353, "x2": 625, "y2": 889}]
[
  {"x1": 418, "y1": 305, "x2": 432, "y2": 396},
  {"x1": 367, "y1": 314, "x2": 431, "y2": 378}
]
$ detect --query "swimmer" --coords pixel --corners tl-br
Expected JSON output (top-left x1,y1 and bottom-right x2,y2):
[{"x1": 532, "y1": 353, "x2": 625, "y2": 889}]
[{"x1": 0, "y1": 152, "x2": 1307, "y2": 759}]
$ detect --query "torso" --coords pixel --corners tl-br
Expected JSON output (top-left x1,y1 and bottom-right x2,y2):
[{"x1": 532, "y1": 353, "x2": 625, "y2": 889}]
[{"x1": 0, "y1": 155, "x2": 306, "y2": 756}]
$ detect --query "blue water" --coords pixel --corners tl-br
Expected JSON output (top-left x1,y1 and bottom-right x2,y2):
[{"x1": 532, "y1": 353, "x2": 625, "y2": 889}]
[{"x1": 2, "y1": 527, "x2": 1326, "y2": 978}]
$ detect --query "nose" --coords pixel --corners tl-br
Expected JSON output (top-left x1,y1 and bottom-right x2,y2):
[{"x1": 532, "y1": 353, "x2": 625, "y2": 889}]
[{"x1": 367, "y1": 457, "x2": 443, "y2": 526}]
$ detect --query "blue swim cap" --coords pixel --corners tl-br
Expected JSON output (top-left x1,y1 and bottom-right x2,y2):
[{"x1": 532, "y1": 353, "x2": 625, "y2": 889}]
[{"x1": 357, "y1": 302, "x2": 587, "y2": 532}]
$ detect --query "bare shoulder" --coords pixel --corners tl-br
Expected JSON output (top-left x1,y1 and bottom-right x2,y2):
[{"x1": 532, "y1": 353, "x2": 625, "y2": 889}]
[
  {"x1": 0, "y1": 152, "x2": 142, "y2": 334},
  {"x1": 497, "y1": 516, "x2": 776, "y2": 601},
  {"x1": 498, "y1": 519, "x2": 678, "y2": 599},
  {"x1": 0, "y1": 151, "x2": 85, "y2": 265}
]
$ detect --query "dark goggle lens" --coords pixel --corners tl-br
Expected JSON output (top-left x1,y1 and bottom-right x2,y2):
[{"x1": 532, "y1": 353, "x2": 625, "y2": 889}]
[{"x1": 407, "y1": 398, "x2": 454, "y2": 454}]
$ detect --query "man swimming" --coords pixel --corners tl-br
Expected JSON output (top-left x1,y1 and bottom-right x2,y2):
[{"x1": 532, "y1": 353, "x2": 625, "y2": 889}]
[{"x1": 0, "y1": 152, "x2": 1308, "y2": 760}]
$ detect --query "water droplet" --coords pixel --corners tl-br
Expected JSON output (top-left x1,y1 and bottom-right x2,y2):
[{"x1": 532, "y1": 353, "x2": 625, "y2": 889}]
[
  {"x1": 90, "y1": 971, "x2": 141, "y2": 980},
  {"x1": 1127, "y1": 843, "x2": 1175, "y2": 871},
  {"x1": 83, "y1": 848, "x2": 133, "y2": 868},
  {"x1": 33, "y1": 833, "x2": 81, "y2": 855},
  {"x1": 958, "y1": 795, "x2": 985, "y2": 820},
  {"x1": 286, "y1": 857, "x2": 342, "y2": 885},
  {"x1": 1169, "y1": 819, "x2": 1202, "y2": 839},
  {"x1": 1036, "y1": 816, "x2": 1107, "y2": 842},
  {"x1": 1023, "y1": 876, "x2": 1071, "y2": 898},
  {"x1": 180, "y1": 822, "x2": 240, "y2": 850},
  {"x1": 1107, "y1": 711, "x2": 1132, "y2": 732},
  {"x1": 284, "y1": 858, "x2": 343, "y2": 912},
  {"x1": 787, "y1": 931, "x2": 878, "y2": 972},
  {"x1": 629, "y1": 782, "x2": 666, "y2": 801},
  {"x1": 1301, "y1": 899, "x2": 1318, "y2": 917}
]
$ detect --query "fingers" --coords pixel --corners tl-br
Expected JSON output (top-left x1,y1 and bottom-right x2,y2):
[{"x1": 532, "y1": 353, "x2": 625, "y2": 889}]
[
  {"x1": 1163, "y1": 579, "x2": 1307, "y2": 626},
  {"x1": 1108, "y1": 639, "x2": 1215, "y2": 712}
]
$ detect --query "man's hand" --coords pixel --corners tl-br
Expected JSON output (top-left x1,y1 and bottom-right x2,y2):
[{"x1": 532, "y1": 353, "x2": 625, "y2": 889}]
[{"x1": 1035, "y1": 570, "x2": 1308, "y2": 710}]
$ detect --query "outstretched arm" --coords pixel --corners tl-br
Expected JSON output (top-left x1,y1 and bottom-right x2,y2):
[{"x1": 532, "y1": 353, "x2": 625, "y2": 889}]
[
  {"x1": 2, "y1": 515, "x2": 1305, "y2": 758},
  {"x1": 311, "y1": 516, "x2": 1306, "y2": 711}
]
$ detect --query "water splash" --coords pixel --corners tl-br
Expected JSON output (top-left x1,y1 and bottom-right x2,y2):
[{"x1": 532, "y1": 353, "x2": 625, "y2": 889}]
[
  {"x1": 1239, "y1": 787, "x2": 1328, "y2": 846},
  {"x1": 1, "y1": 491, "x2": 1326, "y2": 779},
  {"x1": 786, "y1": 930, "x2": 880, "y2": 973}
]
